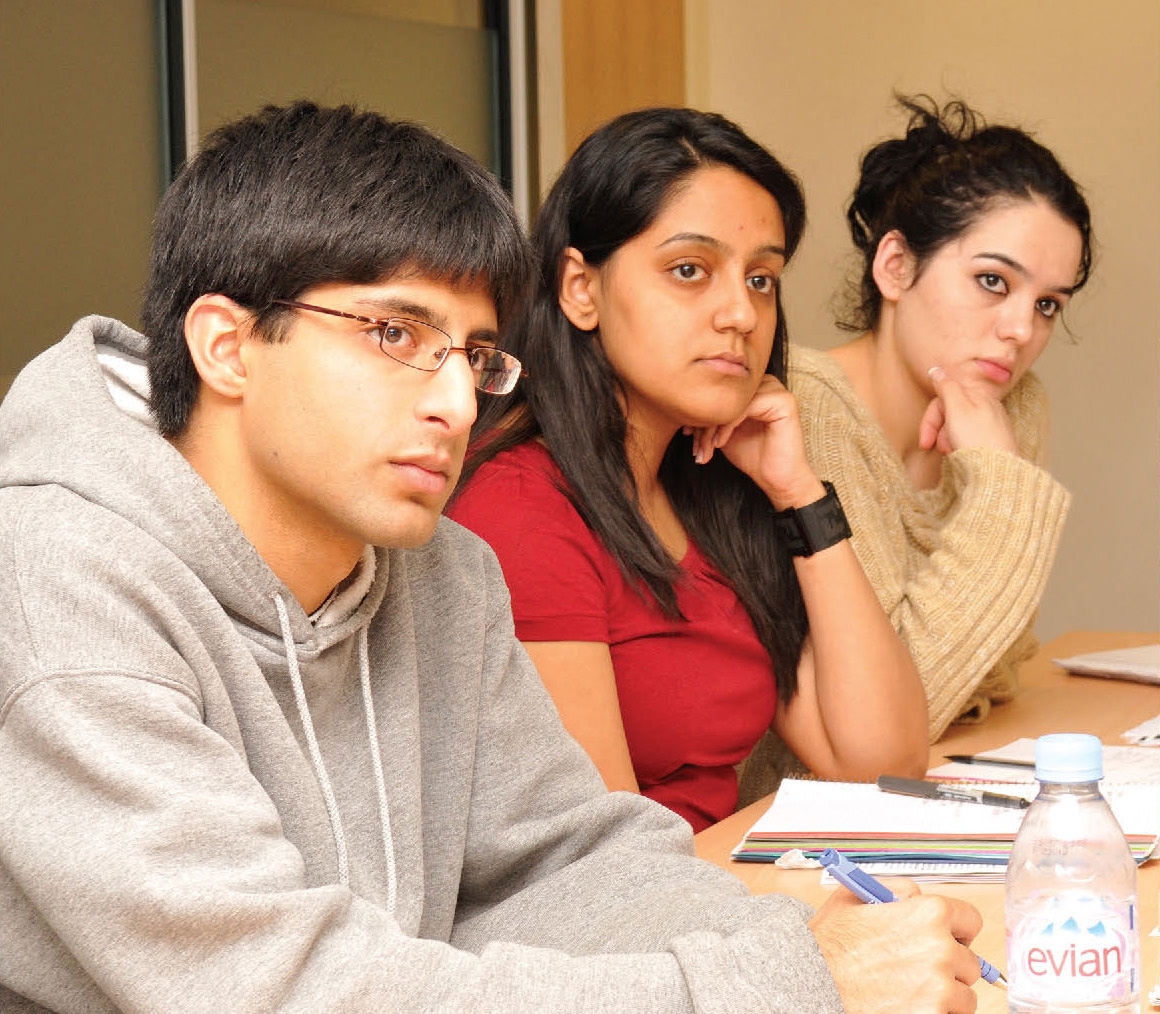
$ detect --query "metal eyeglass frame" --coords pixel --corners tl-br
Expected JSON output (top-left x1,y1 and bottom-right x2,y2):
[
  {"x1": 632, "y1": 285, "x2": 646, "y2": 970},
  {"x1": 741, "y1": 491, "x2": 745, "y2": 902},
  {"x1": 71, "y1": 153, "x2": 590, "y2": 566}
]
[{"x1": 270, "y1": 298, "x2": 524, "y2": 395}]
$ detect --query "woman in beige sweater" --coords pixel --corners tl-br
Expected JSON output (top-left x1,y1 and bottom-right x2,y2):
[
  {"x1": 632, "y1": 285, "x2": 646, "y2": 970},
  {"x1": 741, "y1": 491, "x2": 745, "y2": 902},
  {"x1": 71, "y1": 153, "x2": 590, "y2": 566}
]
[{"x1": 784, "y1": 96, "x2": 1093, "y2": 740}]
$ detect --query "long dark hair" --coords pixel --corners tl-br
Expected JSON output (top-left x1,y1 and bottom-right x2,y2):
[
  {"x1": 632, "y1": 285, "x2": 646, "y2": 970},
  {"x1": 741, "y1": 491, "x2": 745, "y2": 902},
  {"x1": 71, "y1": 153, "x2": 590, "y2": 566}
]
[
  {"x1": 842, "y1": 94, "x2": 1093, "y2": 332},
  {"x1": 456, "y1": 107, "x2": 809, "y2": 701}
]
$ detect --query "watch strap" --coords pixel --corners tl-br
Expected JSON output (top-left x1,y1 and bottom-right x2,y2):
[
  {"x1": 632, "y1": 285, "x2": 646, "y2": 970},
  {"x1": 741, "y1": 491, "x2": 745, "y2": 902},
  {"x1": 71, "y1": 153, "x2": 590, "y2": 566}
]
[{"x1": 773, "y1": 481, "x2": 852, "y2": 557}]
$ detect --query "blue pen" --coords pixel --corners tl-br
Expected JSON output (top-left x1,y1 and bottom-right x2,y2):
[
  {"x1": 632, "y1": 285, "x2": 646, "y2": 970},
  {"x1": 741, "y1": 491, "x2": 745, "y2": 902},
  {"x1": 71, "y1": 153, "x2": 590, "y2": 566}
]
[{"x1": 818, "y1": 848, "x2": 1007, "y2": 988}]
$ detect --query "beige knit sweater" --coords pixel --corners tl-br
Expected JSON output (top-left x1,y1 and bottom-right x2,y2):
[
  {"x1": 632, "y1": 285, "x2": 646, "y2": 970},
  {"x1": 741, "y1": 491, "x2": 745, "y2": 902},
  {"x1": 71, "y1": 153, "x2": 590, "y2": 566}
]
[{"x1": 788, "y1": 344, "x2": 1071, "y2": 740}]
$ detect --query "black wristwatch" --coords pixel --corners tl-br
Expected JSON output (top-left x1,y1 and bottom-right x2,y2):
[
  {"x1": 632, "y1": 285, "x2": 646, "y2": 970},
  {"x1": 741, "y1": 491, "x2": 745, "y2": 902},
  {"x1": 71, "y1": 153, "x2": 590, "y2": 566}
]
[{"x1": 773, "y1": 481, "x2": 852, "y2": 557}]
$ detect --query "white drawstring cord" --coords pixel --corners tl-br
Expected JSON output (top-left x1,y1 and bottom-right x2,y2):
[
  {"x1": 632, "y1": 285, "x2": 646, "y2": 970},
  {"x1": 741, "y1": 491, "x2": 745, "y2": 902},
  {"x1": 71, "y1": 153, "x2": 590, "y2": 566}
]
[
  {"x1": 273, "y1": 593, "x2": 350, "y2": 886},
  {"x1": 357, "y1": 626, "x2": 398, "y2": 916}
]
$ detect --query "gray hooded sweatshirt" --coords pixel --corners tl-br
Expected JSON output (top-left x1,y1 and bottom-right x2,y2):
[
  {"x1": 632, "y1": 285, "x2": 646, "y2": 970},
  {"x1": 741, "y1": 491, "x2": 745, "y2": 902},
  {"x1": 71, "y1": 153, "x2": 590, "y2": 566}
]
[{"x1": 0, "y1": 316, "x2": 843, "y2": 1013}]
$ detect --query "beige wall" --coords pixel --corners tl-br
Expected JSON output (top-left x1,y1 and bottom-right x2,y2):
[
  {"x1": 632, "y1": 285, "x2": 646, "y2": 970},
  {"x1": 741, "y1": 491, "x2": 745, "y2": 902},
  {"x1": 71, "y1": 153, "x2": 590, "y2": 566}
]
[{"x1": 684, "y1": 0, "x2": 1159, "y2": 638}]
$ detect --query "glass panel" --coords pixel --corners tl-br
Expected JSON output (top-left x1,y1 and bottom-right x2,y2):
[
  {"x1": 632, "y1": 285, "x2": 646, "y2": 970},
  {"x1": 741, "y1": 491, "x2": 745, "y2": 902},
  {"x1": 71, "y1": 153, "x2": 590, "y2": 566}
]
[
  {"x1": 194, "y1": 0, "x2": 499, "y2": 174},
  {"x1": 0, "y1": 0, "x2": 161, "y2": 392}
]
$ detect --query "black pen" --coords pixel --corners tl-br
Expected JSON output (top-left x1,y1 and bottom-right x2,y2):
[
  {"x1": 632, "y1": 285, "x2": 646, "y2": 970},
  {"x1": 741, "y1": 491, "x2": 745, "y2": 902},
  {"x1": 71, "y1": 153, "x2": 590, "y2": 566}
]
[
  {"x1": 943, "y1": 753, "x2": 1036, "y2": 770},
  {"x1": 877, "y1": 775, "x2": 1030, "y2": 810}
]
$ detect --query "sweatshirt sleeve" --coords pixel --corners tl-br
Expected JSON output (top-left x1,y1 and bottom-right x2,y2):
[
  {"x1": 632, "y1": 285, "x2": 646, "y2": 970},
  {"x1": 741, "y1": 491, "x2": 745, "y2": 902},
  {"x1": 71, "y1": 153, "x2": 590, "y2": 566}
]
[
  {"x1": 0, "y1": 509, "x2": 842, "y2": 1013},
  {"x1": 0, "y1": 671, "x2": 839, "y2": 1013},
  {"x1": 439, "y1": 553, "x2": 842, "y2": 1011},
  {"x1": 792, "y1": 359, "x2": 1071, "y2": 740}
]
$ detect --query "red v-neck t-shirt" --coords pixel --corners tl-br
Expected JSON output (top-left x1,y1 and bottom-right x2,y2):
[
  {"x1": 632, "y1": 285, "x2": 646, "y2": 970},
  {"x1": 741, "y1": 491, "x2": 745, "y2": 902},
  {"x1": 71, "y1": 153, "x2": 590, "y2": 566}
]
[{"x1": 448, "y1": 441, "x2": 777, "y2": 832}]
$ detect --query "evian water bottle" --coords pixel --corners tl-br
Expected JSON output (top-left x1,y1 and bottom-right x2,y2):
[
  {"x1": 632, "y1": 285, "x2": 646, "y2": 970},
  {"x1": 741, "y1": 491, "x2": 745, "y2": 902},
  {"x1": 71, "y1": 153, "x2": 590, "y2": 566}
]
[{"x1": 1006, "y1": 733, "x2": 1140, "y2": 1013}]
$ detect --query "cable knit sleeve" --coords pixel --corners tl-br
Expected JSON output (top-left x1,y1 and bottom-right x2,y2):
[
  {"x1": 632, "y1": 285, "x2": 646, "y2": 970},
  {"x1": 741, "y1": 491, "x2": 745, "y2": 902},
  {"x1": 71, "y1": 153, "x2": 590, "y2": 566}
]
[{"x1": 790, "y1": 348, "x2": 1071, "y2": 740}]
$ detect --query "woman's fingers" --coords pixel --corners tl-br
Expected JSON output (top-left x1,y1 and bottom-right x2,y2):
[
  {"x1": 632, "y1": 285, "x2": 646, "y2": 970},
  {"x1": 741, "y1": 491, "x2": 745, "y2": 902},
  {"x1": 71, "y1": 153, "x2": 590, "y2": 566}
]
[
  {"x1": 918, "y1": 397, "x2": 946, "y2": 451},
  {"x1": 924, "y1": 365, "x2": 1018, "y2": 455}
]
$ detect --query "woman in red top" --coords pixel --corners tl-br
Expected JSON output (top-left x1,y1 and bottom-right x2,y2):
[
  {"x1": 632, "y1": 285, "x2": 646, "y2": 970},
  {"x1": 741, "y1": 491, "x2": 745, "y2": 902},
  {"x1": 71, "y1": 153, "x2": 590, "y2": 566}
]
[{"x1": 448, "y1": 108, "x2": 926, "y2": 831}]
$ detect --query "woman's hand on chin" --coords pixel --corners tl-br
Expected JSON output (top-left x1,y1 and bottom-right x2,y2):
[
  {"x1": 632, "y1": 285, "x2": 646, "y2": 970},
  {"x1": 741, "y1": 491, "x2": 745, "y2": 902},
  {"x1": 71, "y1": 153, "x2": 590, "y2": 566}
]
[
  {"x1": 684, "y1": 376, "x2": 825, "y2": 509},
  {"x1": 920, "y1": 366, "x2": 1019, "y2": 456}
]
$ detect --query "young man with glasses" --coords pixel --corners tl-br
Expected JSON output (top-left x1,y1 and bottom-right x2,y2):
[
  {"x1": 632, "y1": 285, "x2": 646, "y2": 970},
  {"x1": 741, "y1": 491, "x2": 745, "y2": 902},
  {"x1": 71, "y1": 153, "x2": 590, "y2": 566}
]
[{"x1": 0, "y1": 101, "x2": 983, "y2": 1013}]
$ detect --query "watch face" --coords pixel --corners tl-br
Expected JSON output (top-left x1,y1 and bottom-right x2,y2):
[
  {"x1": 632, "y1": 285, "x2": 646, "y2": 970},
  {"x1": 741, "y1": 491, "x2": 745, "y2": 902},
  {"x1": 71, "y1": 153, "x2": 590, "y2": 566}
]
[
  {"x1": 774, "y1": 510, "x2": 808, "y2": 554},
  {"x1": 810, "y1": 502, "x2": 852, "y2": 546}
]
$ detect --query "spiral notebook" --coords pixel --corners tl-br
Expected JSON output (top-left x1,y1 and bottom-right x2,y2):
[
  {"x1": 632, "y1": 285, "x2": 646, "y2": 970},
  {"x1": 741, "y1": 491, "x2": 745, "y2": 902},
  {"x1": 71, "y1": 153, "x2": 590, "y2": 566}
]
[{"x1": 731, "y1": 747, "x2": 1160, "y2": 878}]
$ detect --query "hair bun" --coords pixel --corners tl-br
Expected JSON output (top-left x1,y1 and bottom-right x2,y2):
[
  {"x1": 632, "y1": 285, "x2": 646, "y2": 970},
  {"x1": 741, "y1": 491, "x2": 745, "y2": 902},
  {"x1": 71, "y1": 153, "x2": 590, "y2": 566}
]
[
  {"x1": 848, "y1": 96, "x2": 979, "y2": 252},
  {"x1": 839, "y1": 93, "x2": 1091, "y2": 335}
]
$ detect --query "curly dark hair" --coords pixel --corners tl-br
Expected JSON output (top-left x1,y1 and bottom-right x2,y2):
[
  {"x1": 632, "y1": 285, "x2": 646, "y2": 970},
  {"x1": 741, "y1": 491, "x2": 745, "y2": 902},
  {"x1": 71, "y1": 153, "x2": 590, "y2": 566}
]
[{"x1": 841, "y1": 94, "x2": 1093, "y2": 332}]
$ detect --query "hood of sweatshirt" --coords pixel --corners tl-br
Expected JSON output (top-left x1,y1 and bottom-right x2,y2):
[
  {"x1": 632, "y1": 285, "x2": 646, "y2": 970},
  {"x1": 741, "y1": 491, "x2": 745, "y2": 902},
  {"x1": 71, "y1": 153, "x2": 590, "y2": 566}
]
[
  {"x1": 1, "y1": 315, "x2": 386, "y2": 648},
  {"x1": 1, "y1": 314, "x2": 399, "y2": 908}
]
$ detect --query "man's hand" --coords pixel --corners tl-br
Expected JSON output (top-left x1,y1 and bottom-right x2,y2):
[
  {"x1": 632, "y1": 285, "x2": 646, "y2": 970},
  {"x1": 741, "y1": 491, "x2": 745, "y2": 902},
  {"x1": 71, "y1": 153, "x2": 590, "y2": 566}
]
[
  {"x1": 919, "y1": 366, "x2": 1019, "y2": 457},
  {"x1": 809, "y1": 879, "x2": 984, "y2": 1014}
]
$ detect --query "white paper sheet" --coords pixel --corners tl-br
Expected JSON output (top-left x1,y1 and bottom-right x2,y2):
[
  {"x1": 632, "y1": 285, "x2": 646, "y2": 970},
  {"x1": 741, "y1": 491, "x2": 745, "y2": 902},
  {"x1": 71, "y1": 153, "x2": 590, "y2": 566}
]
[
  {"x1": 1054, "y1": 643, "x2": 1160, "y2": 684},
  {"x1": 744, "y1": 773, "x2": 1160, "y2": 840},
  {"x1": 928, "y1": 737, "x2": 1160, "y2": 784},
  {"x1": 1123, "y1": 714, "x2": 1160, "y2": 746}
]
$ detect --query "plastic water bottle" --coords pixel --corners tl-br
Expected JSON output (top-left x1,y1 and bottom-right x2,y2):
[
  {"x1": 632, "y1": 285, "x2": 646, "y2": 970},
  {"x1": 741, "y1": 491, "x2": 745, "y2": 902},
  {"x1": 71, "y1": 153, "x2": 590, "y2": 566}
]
[{"x1": 1005, "y1": 733, "x2": 1140, "y2": 1013}]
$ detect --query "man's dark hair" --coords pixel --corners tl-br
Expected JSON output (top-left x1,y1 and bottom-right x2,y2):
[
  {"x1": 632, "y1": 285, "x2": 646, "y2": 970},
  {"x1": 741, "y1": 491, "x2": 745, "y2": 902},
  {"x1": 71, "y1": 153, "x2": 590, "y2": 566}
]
[
  {"x1": 142, "y1": 100, "x2": 531, "y2": 436},
  {"x1": 457, "y1": 107, "x2": 810, "y2": 701}
]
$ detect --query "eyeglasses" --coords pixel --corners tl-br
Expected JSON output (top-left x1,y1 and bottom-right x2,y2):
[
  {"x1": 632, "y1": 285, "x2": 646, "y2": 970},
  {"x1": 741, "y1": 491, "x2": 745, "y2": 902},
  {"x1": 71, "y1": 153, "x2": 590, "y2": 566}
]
[{"x1": 271, "y1": 299, "x2": 524, "y2": 395}]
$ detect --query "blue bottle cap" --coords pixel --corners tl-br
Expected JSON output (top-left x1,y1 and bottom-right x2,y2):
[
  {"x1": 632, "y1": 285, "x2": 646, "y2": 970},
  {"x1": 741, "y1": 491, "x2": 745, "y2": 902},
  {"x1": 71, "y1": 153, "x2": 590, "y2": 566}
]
[{"x1": 1035, "y1": 733, "x2": 1103, "y2": 782}]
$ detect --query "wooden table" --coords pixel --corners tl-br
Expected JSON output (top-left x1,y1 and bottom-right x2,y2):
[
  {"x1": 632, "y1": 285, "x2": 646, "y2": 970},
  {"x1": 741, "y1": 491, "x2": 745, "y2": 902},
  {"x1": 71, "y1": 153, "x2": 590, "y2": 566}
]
[{"x1": 695, "y1": 631, "x2": 1160, "y2": 1013}]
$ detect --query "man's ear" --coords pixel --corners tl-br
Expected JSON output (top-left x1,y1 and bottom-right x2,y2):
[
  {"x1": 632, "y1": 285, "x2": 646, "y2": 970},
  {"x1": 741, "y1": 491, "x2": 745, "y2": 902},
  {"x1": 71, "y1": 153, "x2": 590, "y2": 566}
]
[
  {"x1": 557, "y1": 247, "x2": 601, "y2": 331},
  {"x1": 871, "y1": 229, "x2": 918, "y2": 303},
  {"x1": 183, "y1": 294, "x2": 254, "y2": 400}
]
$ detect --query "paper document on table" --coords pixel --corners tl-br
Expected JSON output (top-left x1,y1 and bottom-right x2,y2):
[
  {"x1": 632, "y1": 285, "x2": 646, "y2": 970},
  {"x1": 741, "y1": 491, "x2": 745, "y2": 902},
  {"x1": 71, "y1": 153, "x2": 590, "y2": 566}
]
[
  {"x1": 1054, "y1": 643, "x2": 1160, "y2": 684},
  {"x1": 929, "y1": 737, "x2": 1160, "y2": 784},
  {"x1": 743, "y1": 777, "x2": 1034, "y2": 836},
  {"x1": 731, "y1": 775, "x2": 1160, "y2": 873},
  {"x1": 822, "y1": 863, "x2": 1006, "y2": 884},
  {"x1": 1123, "y1": 714, "x2": 1160, "y2": 746}
]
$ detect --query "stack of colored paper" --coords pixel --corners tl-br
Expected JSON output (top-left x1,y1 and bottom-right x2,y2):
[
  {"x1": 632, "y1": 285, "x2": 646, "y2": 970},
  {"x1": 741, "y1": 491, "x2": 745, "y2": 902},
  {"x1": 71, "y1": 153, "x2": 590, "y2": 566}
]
[{"x1": 731, "y1": 777, "x2": 1160, "y2": 872}]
